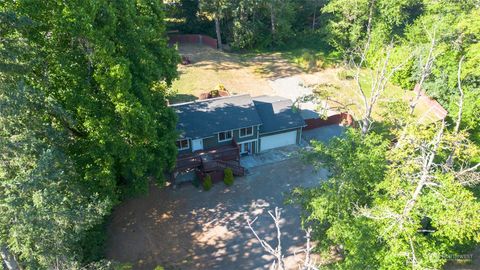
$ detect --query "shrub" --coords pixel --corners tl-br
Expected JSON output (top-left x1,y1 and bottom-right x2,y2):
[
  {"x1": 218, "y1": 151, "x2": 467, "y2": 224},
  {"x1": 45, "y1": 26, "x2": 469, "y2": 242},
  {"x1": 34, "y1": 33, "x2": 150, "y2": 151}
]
[
  {"x1": 208, "y1": 89, "x2": 220, "y2": 98},
  {"x1": 223, "y1": 168, "x2": 234, "y2": 186},
  {"x1": 203, "y1": 174, "x2": 212, "y2": 191},
  {"x1": 337, "y1": 69, "x2": 354, "y2": 80}
]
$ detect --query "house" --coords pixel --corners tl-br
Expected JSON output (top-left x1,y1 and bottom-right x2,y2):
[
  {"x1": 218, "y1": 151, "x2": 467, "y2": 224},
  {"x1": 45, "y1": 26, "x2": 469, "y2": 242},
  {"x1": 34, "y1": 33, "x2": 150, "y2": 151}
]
[
  {"x1": 169, "y1": 94, "x2": 305, "y2": 182},
  {"x1": 172, "y1": 94, "x2": 305, "y2": 156}
]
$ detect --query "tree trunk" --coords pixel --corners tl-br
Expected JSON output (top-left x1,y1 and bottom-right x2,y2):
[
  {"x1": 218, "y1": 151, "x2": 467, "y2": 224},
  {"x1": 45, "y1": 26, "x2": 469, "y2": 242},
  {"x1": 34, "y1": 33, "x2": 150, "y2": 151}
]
[
  {"x1": 270, "y1": 1, "x2": 276, "y2": 35},
  {"x1": 312, "y1": 8, "x2": 316, "y2": 30},
  {"x1": 215, "y1": 16, "x2": 222, "y2": 50},
  {"x1": 361, "y1": 118, "x2": 370, "y2": 135},
  {"x1": 1, "y1": 245, "x2": 20, "y2": 270}
]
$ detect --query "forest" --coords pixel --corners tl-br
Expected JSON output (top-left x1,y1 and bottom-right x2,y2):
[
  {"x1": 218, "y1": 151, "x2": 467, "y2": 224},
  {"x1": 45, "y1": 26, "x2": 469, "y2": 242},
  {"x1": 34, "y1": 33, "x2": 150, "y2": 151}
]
[{"x1": 1, "y1": 0, "x2": 479, "y2": 269}]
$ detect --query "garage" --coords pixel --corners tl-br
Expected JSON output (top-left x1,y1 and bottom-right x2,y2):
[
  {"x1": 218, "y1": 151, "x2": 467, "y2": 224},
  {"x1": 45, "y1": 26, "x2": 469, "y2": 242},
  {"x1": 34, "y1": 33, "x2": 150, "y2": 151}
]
[{"x1": 260, "y1": 130, "x2": 297, "y2": 151}]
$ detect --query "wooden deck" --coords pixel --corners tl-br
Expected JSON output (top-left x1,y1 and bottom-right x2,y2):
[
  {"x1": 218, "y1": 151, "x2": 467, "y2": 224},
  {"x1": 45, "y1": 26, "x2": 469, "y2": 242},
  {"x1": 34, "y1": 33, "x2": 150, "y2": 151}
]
[{"x1": 173, "y1": 141, "x2": 244, "y2": 180}]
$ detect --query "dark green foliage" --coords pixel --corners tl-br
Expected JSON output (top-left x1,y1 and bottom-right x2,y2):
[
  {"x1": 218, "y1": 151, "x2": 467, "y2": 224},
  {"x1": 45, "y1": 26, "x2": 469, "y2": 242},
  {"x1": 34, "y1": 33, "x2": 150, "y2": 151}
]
[
  {"x1": 203, "y1": 175, "x2": 213, "y2": 191},
  {"x1": 79, "y1": 218, "x2": 110, "y2": 264},
  {"x1": 0, "y1": 0, "x2": 179, "y2": 268},
  {"x1": 391, "y1": 57, "x2": 416, "y2": 90},
  {"x1": 223, "y1": 168, "x2": 234, "y2": 186},
  {"x1": 295, "y1": 124, "x2": 480, "y2": 269}
]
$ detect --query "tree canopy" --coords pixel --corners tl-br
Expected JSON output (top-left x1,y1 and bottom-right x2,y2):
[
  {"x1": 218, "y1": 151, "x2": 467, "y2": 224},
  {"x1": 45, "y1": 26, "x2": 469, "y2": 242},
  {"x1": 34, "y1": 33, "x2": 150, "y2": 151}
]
[{"x1": 1, "y1": 0, "x2": 179, "y2": 268}]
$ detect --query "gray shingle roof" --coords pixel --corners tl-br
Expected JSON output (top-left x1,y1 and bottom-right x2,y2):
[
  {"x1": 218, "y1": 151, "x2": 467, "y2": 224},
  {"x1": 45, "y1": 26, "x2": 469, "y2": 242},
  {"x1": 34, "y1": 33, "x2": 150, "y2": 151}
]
[
  {"x1": 253, "y1": 95, "x2": 306, "y2": 134},
  {"x1": 171, "y1": 94, "x2": 263, "y2": 139}
]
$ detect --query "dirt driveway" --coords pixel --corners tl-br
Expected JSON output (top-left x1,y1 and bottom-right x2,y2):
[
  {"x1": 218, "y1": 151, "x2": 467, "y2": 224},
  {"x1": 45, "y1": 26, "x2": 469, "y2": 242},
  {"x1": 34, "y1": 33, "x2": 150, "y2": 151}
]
[{"x1": 106, "y1": 158, "x2": 327, "y2": 270}]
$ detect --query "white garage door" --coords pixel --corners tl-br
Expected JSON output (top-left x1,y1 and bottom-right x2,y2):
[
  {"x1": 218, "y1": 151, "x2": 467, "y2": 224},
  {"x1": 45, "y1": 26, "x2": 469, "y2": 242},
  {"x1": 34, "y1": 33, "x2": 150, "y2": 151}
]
[{"x1": 260, "y1": 130, "x2": 297, "y2": 151}]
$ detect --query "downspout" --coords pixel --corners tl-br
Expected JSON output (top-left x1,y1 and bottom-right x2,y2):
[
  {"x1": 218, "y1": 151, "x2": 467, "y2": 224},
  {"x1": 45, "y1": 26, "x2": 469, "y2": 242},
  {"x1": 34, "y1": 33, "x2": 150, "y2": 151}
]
[
  {"x1": 256, "y1": 125, "x2": 261, "y2": 153},
  {"x1": 298, "y1": 127, "x2": 303, "y2": 145}
]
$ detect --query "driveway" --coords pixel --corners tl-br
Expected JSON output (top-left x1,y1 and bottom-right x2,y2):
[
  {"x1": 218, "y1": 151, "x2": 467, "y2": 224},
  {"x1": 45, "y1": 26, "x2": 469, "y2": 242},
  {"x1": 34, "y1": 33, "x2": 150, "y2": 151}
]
[
  {"x1": 106, "y1": 158, "x2": 328, "y2": 270},
  {"x1": 302, "y1": 125, "x2": 346, "y2": 144}
]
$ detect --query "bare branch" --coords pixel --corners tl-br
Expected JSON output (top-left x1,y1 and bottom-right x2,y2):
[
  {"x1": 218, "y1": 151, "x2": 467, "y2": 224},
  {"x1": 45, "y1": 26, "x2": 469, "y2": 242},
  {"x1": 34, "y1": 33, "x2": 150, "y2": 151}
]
[
  {"x1": 454, "y1": 56, "x2": 465, "y2": 134},
  {"x1": 446, "y1": 56, "x2": 465, "y2": 168},
  {"x1": 457, "y1": 163, "x2": 480, "y2": 177},
  {"x1": 409, "y1": 29, "x2": 436, "y2": 115},
  {"x1": 400, "y1": 120, "x2": 445, "y2": 228},
  {"x1": 247, "y1": 207, "x2": 285, "y2": 270}
]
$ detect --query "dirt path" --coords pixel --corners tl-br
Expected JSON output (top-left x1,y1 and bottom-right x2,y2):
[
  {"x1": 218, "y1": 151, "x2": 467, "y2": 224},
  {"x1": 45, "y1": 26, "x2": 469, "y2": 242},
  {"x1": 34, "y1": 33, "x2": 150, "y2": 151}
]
[{"x1": 106, "y1": 158, "x2": 327, "y2": 270}]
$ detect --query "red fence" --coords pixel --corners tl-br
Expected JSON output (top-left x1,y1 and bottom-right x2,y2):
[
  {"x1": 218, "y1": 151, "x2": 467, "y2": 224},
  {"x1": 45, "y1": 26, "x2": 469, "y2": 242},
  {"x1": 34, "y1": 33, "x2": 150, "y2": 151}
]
[
  {"x1": 303, "y1": 113, "x2": 354, "y2": 131},
  {"x1": 413, "y1": 84, "x2": 448, "y2": 120},
  {"x1": 168, "y1": 34, "x2": 218, "y2": 49}
]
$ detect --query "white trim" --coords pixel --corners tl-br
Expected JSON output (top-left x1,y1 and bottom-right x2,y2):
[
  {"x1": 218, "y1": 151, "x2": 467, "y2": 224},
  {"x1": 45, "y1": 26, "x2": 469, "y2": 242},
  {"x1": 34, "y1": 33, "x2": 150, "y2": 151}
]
[
  {"x1": 218, "y1": 130, "x2": 233, "y2": 142},
  {"x1": 298, "y1": 127, "x2": 302, "y2": 145},
  {"x1": 239, "y1": 141, "x2": 254, "y2": 154},
  {"x1": 237, "y1": 138, "x2": 257, "y2": 144},
  {"x1": 176, "y1": 138, "x2": 190, "y2": 150},
  {"x1": 259, "y1": 126, "x2": 303, "y2": 136},
  {"x1": 256, "y1": 125, "x2": 261, "y2": 152},
  {"x1": 239, "y1": 126, "x2": 254, "y2": 138}
]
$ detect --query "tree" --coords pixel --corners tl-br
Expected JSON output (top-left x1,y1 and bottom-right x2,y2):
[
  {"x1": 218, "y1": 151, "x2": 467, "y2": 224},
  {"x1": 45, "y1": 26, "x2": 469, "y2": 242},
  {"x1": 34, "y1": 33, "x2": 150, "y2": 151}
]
[
  {"x1": 0, "y1": 83, "x2": 112, "y2": 269},
  {"x1": 1, "y1": 0, "x2": 179, "y2": 268},
  {"x1": 295, "y1": 121, "x2": 480, "y2": 268},
  {"x1": 322, "y1": 0, "x2": 421, "y2": 53},
  {"x1": 199, "y1": 0, "x2": 231, "y2": 49},
  {"x1": 292, "y1": 129, "x2": 390, "y2": 268},
  {"x1": 358, "y1": 121, "x2": 480, "y2": 268}
]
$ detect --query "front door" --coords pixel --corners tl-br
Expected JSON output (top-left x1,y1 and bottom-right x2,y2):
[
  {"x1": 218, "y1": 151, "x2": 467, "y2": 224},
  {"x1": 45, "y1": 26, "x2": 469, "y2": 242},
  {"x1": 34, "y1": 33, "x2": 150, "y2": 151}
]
[
  {"x1": 240, "y1": 142, "x2": 253, "y2": 155},
  {"x1": 191, "y1": 139, "x2": 203, "y2": 152}
]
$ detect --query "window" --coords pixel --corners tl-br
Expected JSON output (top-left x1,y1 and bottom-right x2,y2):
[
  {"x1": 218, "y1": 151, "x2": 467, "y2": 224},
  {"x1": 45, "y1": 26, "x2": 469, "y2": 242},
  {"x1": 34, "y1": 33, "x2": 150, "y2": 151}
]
[
  {"x1": 218, "y1": 131, "x2": 233, "y2": 142},
  {"x1": 239, "y1": 126, "x2": 254, "y2": 137},
  {"x1": 176, "y1": 139, "x2": 189, "y2": 150}
]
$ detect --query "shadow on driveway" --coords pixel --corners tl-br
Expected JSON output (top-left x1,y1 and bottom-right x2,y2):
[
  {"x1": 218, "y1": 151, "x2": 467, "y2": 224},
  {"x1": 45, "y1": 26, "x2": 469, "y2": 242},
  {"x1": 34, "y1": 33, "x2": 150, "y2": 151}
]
[
  {"x1": 106, "y1": 158, "x2": 327, "y2": 270},
  {"x1": 302, "y1": 124, "x2": 345, "y2": 144}
]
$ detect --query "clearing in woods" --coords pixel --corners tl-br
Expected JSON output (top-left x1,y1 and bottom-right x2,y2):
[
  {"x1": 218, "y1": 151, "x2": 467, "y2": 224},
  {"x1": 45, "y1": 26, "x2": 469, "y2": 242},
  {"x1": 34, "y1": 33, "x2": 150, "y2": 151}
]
[{"x1": 171, "y1": 44, "x2": 439, "y2": 123}]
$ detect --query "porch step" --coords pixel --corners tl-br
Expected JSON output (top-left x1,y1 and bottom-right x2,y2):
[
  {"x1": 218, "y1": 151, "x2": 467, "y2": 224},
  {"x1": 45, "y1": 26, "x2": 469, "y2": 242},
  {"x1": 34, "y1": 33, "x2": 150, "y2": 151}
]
[
  {"x1": 202, "y1": 159, "x2": 245, "y2": 176},
  {"x1": 217, "y1": 160, "x2": 245, "y2": 176}
]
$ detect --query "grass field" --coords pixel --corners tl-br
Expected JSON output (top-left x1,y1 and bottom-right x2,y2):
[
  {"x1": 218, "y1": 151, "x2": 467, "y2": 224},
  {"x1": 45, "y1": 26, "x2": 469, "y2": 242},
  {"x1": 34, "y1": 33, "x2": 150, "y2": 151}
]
[{"x1": 170, "y1": 44, "x2": 438, "y2": 123}]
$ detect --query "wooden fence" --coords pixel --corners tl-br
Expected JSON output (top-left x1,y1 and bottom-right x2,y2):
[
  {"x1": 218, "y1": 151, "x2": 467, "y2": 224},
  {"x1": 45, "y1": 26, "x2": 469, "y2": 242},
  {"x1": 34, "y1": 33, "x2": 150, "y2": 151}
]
[
  {"x1": 413, "y1": 84, "x2": 448, "y2": 121},
  {"x1": 303, "y1": 113, "x2": 354, "y2": 130},
  {"x1": 168, "y1": 34, "x2": 218, "y2": 49}
]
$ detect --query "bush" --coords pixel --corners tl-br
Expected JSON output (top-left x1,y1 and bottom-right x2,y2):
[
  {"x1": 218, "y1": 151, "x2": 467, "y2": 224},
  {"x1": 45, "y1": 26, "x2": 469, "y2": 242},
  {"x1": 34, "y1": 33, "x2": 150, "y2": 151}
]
[
  {"x1": 203, "y1": 175, "x2": 212, "y2": 191},
  {"x1": 337, "y1": 69, "x2": 354, "y2": 80},
  {"x1": 223, "y1": 168, "x2": 234, "y2": 186}
]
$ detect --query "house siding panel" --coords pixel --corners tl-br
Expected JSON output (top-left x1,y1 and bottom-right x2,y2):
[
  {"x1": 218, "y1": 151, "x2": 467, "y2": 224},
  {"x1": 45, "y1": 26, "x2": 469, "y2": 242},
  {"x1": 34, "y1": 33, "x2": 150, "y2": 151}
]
[
  {"x1": 202, "y1": 126, "x2": 258, "y2": 150},
  {"x1": 177, "y1": 139, "x2": 192, "y2": 155}
]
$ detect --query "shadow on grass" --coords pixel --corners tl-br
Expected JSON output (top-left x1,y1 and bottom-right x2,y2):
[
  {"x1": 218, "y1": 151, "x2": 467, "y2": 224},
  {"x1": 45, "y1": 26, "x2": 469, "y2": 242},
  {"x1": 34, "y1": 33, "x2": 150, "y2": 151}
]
[{"x1": 169, "y1": 94, "x2": 197, "y2": 104}]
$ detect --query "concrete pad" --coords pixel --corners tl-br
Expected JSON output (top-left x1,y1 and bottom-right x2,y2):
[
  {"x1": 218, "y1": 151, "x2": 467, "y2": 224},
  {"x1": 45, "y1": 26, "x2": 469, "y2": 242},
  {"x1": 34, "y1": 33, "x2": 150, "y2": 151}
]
[{"x1": 240, "y1": 144, "x2": 302, "y2": 169}]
